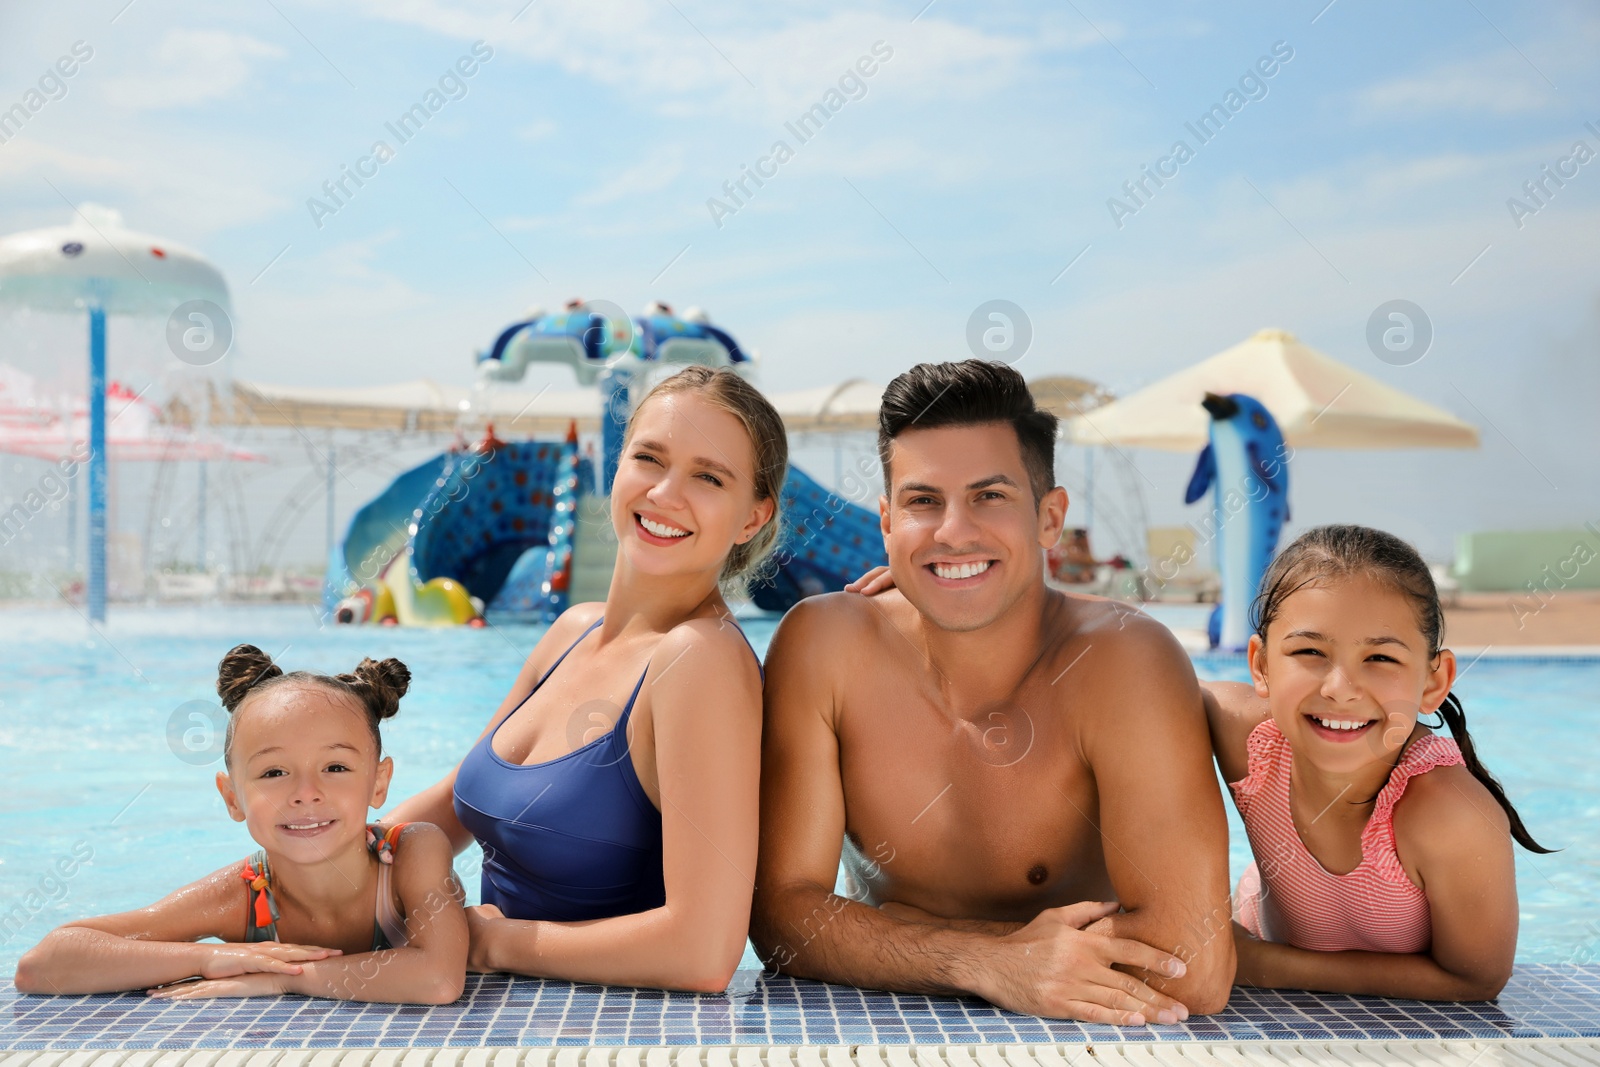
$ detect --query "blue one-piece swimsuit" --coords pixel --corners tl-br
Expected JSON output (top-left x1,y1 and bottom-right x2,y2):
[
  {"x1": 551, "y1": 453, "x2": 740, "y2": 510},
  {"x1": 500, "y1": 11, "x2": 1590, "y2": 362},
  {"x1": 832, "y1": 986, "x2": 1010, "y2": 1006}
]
[{"x1": 453, "y1": 617, "x2": 759, "y2": 922}]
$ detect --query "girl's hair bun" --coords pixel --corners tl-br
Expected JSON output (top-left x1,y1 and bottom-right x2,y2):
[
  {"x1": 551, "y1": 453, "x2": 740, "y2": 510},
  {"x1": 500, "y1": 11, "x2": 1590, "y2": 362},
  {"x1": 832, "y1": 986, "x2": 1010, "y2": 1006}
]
[
  {"x1": 217, "y1": 644, "x2": 284, "y2": 712},
  {"x1": 345, "y1": 657, "x2": 411, "y2": 721}
]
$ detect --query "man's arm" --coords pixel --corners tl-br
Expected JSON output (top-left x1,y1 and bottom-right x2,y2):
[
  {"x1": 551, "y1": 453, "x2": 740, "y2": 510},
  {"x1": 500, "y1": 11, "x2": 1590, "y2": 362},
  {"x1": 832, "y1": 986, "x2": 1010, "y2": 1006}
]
[
  {"x1": 750, "y1": 598, "x2": 1191, "y2": 1024},
  {"x1": 1074, "y1": 616, "x2": 1238, "y2": 1013}
]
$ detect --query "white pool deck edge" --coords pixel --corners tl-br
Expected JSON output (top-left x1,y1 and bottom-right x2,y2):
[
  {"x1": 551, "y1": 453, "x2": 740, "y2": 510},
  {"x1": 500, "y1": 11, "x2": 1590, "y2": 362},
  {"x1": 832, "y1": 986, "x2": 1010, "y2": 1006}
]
[{"x1": 5, "y1": 1042, "x2": 1600, "y2": 1067}]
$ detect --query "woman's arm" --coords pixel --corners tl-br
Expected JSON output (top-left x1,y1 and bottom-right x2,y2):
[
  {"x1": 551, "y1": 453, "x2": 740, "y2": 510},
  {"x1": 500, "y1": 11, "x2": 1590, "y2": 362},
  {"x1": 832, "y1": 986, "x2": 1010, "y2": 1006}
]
[
  {"x1": 151, "y1": 824, "x2": 470, "y2": 1004},
  {"x1": 468, "y1": 618, "x2": 762, "y2": 992},
  {"x1": 13, "y1": 865, "x2": 340, "y2": 994},
  {"x1": 383, "y1": 607, "x2": 605, "y2": 854},
  {"x1": 1235, "y1": 764, "x2": 1519, "y2": 1001}
]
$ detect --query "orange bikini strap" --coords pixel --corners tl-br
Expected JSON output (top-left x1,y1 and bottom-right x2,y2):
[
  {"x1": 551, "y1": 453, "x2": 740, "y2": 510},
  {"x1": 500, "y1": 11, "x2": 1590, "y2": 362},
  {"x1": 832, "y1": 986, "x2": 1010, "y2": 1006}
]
[
  {"x1": 367, "y1": 822, "x2": 409, "y2": 865},
  {"x1": 239, "y1": 856, "x2": 278, "y2": 930}
]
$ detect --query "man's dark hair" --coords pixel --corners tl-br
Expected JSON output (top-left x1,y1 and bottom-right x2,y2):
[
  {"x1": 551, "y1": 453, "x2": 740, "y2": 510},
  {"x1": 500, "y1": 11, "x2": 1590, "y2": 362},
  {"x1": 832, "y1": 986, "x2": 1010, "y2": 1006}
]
[{"x1": 877, "y1": 360, "x2": 1058, "y2": 504}]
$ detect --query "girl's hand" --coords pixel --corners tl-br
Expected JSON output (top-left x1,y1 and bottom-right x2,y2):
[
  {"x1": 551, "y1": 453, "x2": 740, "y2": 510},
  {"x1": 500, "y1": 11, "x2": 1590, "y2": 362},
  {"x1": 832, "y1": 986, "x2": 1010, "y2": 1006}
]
[
  {"x1": 200, "y1": 941, "x2": 342, "y2": 979},
  {"x1": 148, "y1": 971, "x2": 289, "y2": 1000},
  {"x1": 465, "y1": 904, "x2": 506, "y2": 972},
  {"x1": 844, "y1": 566, "x2": 895, "y2": 596}
]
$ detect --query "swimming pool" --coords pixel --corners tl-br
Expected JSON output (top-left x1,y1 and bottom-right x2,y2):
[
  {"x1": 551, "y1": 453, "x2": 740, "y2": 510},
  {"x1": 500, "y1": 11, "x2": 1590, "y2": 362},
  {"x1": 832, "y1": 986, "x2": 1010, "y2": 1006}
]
[{"x1": 1, "y1": 603, "x2": 1595, "y2": 982}]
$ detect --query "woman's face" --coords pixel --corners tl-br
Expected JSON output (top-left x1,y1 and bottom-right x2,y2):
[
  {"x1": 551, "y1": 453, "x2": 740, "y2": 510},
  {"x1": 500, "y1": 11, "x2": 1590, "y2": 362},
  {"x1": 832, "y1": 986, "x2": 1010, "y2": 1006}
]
[
  {"x1": 1248, "y1": 574, "x2": 1455, "y2": 777},
  {"x1": 610, "y1": 390, "x2": 774, "y2": 583},
  {"x1": 216, "y1": 684, "x2": 393, "y2": 863}
]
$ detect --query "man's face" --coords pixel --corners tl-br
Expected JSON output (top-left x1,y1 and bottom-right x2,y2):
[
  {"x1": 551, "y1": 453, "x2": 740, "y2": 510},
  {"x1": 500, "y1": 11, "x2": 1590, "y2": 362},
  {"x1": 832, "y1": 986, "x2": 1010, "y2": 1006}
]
[{"x1": 880, "y1": 421, "x2": 1066, "y2": 633}]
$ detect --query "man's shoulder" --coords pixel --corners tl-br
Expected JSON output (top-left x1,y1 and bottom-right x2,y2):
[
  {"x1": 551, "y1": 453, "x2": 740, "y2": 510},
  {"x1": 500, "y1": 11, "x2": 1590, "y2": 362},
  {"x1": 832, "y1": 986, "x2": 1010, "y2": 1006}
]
[
  {"x1": 1045, "y1": 593, "x2": 1184, "y2": 660},
  {"x1": 770, "y1": 591, "x2": 908, "y2": 667},
  {"x1": 782, "y1": 589, "x2": 909, "y2": 633},
  {"x1": 1037, "y1": 594, "x2": 1197, "y2": 711}
]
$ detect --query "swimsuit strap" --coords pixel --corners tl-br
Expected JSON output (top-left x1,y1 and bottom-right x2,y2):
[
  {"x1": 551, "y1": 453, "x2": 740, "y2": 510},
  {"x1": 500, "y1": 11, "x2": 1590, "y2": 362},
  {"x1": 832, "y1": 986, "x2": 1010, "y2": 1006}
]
[
  {"x1": 367, "y1": 821, "x2": 409, "y2": 864},
  {"x1": 240, "y1": 850, "x2": 279, "y2": 942},
  {"x1": 368, "y1": 823, "x2": 410, "y2": 950}
]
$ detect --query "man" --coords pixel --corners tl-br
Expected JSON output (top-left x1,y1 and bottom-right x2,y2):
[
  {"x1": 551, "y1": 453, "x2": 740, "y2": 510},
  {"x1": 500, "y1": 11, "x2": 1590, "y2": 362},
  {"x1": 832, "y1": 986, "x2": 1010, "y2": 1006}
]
[{"x1": 752, "y1": 360, "x2": 1234, "y2": 1023}]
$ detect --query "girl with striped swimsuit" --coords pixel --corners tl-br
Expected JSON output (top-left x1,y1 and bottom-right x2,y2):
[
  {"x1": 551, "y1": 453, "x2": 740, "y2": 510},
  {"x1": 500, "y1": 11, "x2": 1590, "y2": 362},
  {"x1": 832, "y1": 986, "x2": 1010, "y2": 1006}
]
[{"x1": 1202, "y1": 525, "x2": 1551, "y2": 1001}]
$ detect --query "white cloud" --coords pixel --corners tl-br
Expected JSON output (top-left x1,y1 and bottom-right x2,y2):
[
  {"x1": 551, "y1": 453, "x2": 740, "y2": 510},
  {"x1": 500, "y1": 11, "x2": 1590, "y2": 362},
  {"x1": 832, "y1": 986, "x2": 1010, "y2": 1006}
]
[
  {"x1": 518, "y1": 118, "x2": 558, "y2": 141},
  {"x1": 1357, "y1": 52, "x2": 1557, "y2": 117},
  {"x1": 102, "y1": 29, "x2": 286, "y2": 111},
  {"x1": 574, "y1": 147, "x2": 685, "y2": 206},
  {"x1": 346, "y1": 0, "x2": 1052, "y2": 119}
]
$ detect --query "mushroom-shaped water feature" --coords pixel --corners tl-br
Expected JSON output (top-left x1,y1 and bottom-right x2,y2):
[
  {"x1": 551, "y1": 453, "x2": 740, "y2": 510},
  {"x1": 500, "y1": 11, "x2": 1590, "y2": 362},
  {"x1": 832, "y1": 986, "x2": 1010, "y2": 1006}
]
[{"x1": 0, "y1": 204, "x2": 232, "y2": 621}]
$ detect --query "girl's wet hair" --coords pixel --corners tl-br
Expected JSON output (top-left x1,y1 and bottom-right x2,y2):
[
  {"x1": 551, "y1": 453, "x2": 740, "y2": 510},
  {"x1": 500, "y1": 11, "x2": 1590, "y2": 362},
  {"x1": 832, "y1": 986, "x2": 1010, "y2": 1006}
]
[
  {"x1": 216, "y1": 644, "x2": 410, "y2": 765},
  {"x1": 1253, "y1": 524, "x2": 1552, "y2": 854}
]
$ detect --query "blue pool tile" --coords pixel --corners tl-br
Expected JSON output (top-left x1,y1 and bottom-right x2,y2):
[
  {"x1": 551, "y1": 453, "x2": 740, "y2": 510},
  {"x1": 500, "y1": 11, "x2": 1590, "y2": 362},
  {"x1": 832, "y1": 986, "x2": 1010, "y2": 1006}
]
[{"x1": 2, "y1": 965, "x2": 1598, "y2": 1047}]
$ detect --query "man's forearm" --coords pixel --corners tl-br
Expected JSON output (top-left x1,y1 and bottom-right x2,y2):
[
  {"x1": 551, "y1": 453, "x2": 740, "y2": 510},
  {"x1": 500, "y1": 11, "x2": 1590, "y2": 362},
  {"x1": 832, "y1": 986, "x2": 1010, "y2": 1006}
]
[{"x1": 754, "y1": 885, "x2": 1000, "y2": 998}]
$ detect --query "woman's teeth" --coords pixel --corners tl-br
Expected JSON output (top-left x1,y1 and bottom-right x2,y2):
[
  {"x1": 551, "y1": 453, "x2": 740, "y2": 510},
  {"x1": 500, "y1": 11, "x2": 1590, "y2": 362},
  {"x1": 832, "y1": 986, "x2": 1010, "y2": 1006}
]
[
  {"x1": 1312, "y1": 716, "x2": 1371, "y2": 732},
  {"x1": 933, "y1": 560, "x2": 991, "y2": 580},
  {"x1": 639, "y1": 515, "x2": 690, "y2": 539}
]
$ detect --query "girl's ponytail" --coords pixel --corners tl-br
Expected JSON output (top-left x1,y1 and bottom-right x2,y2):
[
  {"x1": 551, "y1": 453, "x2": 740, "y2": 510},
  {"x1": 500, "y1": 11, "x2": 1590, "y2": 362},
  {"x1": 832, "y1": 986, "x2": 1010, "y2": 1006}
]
[{"x1": 1435, "y1": 691, "x2": 1553, "y2": 854}]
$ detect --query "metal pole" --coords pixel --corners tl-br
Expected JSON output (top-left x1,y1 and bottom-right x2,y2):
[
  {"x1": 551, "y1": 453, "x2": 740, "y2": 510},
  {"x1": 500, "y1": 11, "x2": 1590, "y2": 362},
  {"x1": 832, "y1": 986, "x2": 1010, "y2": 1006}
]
[
  {"x1": 325, "y1": 441, "x2": 337, "y2": 560},
  {"x1": 197, "y1": 460, "x2": 207, "y2": 570},
  {"x1": 87, "y1": 304, "x2": 107, "y2": 623},
  {"x1": 1084, "y1": 448, "x2": 1095, "y2": 531},
  {"x1": 66, "y1": 464, "x2": 78, "y2": 575}
]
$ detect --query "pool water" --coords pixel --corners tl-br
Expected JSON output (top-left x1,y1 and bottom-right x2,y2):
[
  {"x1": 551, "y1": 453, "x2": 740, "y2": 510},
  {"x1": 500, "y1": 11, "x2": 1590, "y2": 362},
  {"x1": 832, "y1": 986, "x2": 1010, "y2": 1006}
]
[{"x1": 1, "y1": 604, "x2": 1595, "y2": 980}]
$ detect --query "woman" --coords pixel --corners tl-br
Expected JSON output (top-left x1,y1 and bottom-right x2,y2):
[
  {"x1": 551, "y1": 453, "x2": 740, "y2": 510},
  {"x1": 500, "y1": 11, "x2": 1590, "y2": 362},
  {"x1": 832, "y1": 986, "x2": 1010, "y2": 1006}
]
[{"x1": 382, "y1": 365, "x2": 786, "y2": 992}]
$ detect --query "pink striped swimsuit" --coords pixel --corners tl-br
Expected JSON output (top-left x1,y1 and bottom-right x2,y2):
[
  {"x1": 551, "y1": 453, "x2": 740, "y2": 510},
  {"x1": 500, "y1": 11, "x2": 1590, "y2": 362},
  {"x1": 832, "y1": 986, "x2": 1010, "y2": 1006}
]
[{"x1": 1229, "y1": 718, "x2": 1464, "y2": 954}]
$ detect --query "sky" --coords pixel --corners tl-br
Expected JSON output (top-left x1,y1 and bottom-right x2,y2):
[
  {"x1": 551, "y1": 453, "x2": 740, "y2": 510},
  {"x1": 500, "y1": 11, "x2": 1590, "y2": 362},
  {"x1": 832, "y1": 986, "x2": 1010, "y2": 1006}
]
[{"x1": 1, "y1": 0, "x2": 1598, "y2": 571}]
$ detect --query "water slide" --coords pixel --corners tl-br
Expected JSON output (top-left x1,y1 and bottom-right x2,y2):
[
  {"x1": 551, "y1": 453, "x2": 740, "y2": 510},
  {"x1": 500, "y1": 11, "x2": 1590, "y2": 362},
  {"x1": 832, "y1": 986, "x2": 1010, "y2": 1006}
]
[{"x1": 327, "y1": 303, "x2": 885, "y2": 623}]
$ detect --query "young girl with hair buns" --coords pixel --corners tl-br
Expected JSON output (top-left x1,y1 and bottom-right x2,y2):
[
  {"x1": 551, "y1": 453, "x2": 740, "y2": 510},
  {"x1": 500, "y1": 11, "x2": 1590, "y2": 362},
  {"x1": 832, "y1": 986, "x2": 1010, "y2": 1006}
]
[{"x1": 14, "y1": 646, "x2": 467, "y2": 1003}]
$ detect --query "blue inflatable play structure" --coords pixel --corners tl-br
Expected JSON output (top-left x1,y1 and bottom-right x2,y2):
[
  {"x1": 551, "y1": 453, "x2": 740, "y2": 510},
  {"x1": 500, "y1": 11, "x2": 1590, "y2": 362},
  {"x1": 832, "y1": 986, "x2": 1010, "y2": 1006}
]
[
  {"x1": 324, "y1": 302, "x2": 886, "y2": 624},
  {"x1": 1184, "y1": 392, "x2": 1291, "y2": 652}
]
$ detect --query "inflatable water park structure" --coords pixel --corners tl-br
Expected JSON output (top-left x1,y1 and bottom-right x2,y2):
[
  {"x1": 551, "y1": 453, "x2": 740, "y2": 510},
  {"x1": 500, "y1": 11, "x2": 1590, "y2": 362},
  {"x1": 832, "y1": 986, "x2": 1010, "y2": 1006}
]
[{"x1": 325, "y1": 302, "x2": 887, "y2": 625}]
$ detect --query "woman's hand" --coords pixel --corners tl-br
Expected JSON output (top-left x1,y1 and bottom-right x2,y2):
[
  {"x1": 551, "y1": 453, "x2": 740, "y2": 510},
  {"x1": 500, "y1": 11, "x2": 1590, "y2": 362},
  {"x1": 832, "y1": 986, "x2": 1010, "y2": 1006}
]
[
  {"x1": 844, "y1": 566, "x2": 895, "y2": 596},
  {"x1": 148, "y1": 971, "x2": 289, "y2": 999},
  {"x1": 465, "y1": 903, "x2": 506, "y2": 972}
]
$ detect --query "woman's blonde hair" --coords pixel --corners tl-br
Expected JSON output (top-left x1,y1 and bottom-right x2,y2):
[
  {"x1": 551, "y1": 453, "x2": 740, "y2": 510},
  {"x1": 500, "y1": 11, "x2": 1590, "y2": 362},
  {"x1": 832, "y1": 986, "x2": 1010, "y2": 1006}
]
[{"x1": 625, "y1": 365, "x2": 788, "y2": 592}]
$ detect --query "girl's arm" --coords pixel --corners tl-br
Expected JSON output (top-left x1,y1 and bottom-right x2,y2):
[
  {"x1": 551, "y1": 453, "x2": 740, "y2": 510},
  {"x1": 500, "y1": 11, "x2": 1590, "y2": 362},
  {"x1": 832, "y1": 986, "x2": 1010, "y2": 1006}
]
[
  {"x1": 13, "y1": 865, "x2": 340, "y2": 994},
  {"x1": 1235, "y1": 764, "x2": 1518, "y2": 1001},
  {"x1": 467, "y1": 618, "x2": 762, "y2": 993},
  {"x1": 381, "y1": 606, "x2": 605, "y2": 854},
  {"x1": 155, "y1": 824, "x2": 470, "y2": 1004},
  {"x1": 1198, "y1": 680, "x2": 1265, "y2": 786}
]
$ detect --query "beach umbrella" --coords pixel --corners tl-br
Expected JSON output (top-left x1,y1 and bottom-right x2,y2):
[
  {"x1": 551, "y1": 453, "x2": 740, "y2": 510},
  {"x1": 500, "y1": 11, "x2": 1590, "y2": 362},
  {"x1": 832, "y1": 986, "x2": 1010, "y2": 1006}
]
[
  {"x1": 1062, "y1": 328, "x2": 1479, "y2": 451},
  {"x1": 0, "y1": 204, "x2": 232, "y2": 621}
]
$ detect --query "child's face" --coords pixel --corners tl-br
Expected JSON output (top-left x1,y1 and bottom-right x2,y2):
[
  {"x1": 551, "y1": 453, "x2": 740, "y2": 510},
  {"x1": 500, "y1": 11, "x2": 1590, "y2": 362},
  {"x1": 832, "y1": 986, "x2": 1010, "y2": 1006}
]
[
  {"x1": 215, "y1": 683, "x2": 393, "y2": 863},
  {"x1": 1248, "y1": 574, "x2": 1456, "y2": 777}
]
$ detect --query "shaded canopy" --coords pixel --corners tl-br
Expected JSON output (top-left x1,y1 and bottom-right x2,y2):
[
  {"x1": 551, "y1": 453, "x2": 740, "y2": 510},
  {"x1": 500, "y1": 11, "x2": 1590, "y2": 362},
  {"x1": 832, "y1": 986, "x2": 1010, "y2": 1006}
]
[{"x1": 1062, "y1": 328, "x2": 1479, "y2": 451}]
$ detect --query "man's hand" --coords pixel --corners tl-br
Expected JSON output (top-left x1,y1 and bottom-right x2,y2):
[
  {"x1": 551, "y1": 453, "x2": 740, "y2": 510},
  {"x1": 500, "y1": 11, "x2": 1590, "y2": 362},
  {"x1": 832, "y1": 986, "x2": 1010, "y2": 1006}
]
[
  {"x1": 147, "y1": 971, "x2": 289, "y2": 1000},
  {"x1": 974, "y1": 902, "x2": 1192, "y2": 1024},
  {"x1": 198, "y1": 941, "x2": 341, "y2": 980},
  {"x1": 465, "y1": 903, "x2": 506, "y2": 972}
]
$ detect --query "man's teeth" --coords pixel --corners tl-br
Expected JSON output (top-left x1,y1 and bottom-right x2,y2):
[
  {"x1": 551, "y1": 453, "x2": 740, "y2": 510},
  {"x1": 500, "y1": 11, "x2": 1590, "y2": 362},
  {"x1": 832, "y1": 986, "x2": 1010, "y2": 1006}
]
[
  {"x1": 286, "y1": 820, "x2": 332, "y2": 830},
  {"x1": 933, "y1": 560, "x2": 991, "y2": 580},
  {"x1": 1313, "y1": 717, "x2": 1370, "y2": 732},
  {"x1": 639, "y1": 516, "x2": 690, "y2": 538}
]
